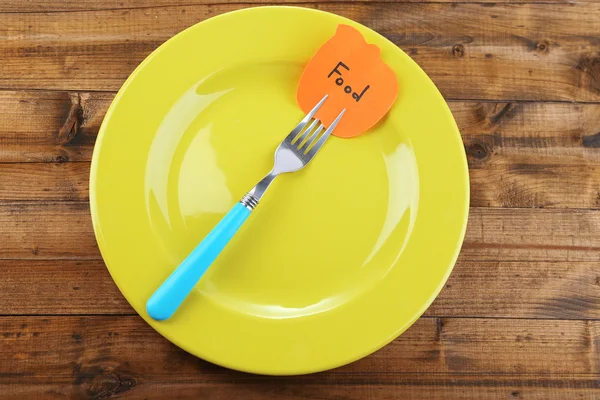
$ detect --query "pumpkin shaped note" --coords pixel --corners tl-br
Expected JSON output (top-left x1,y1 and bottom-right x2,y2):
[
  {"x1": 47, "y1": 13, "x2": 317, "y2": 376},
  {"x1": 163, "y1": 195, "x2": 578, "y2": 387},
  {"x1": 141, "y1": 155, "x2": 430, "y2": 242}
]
[{"x1": 297, "y1": 24, "x2": 398, "y2": 138}]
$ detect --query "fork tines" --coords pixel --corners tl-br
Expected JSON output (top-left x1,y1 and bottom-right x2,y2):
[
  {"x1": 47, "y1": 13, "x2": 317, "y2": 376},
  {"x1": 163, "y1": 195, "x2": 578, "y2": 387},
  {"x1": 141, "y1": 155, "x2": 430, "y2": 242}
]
[{"x1": 289, "y1": 95, "x2": 345, "y2": 156}]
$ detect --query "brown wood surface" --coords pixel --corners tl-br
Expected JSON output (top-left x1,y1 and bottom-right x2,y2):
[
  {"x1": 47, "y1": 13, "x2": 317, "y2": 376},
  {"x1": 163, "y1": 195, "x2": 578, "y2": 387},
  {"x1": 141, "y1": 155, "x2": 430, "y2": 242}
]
[
  {"x1": 0, "y1": 204, "x2": 599, "y2": 261},
  {"x1": 2, "y1": 259, "x2": 600, "y2": 319},
  {"x1": 1, "y1": 317, "x2": 599, "y2": 399},
  {"x1": 1, "y1": 3, "x2": 600, "y2": 101},
  {"x1": 0, "y1": 0, "x2": 592, "y2": 13},
  {"x1": 2, "y1": 92, "x2": 600, "y2": 209},
  {"x1": 0, "y1": 0, "x2": 599, "y2": 399}
]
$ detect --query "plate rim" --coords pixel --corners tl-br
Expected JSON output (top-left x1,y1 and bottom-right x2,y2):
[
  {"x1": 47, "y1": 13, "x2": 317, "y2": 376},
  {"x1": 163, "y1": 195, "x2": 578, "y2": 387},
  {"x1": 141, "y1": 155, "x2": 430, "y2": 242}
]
[{"x1": 90, "y1": 5, "x2": 470, "y2": 375}]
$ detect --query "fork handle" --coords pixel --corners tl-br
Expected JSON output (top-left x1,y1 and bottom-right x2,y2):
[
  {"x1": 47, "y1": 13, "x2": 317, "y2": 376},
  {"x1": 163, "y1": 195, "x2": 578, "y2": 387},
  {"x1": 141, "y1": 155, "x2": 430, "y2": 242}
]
[{"x1": 146, "y1": 202, "x2": 252, "y2": 321}]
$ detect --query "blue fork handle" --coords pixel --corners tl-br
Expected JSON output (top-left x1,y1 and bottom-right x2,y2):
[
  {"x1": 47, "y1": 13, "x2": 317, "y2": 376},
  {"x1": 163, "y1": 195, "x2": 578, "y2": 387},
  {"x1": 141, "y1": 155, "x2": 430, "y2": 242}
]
[{"x1": 146, "y1": 203, "x2": 251, "y2": 321}]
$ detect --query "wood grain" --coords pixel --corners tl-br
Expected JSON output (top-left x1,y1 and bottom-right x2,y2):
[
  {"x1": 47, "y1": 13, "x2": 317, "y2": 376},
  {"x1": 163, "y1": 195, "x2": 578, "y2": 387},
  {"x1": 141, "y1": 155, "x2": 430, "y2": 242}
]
[
  {"x1": 1, "y1": 4, "x2": 600, "y2": 101},
  {"x1": 0, "y1": 202, "x2": 99, "y2": 259},
  {"x1": 0, "y1": 163, "x2": 89, "y2": 201},
  {"x1": 3, "y1": 382, "x2": 599, "y2": 400},
  {"x1": 457, "y1": 101, "x2": 600, "y2": 209},
  {"x1": 0, "y1": 316, "x2": 598, "y2": 399},
  {"x1": 463, "y1": 208, "x2": 600, "y2": 262},
  {"x1": 1, "y1": 1, "x2": 599, "y2": 398},
  {"x1": 0, "y1": 0, "x2": 584, "y2": 14},
  {"x1": 0, "y1": 91, "x2": 105, "y2": 163},
  {"x1": 2, "y1": 259, "x2": 599, "y2": 319},
  {"x1": 1, "y1": 91, "x2": 600, "y2": 209},
  {"x1": 428, "y1": 261, "x2": 600, "y2": 319},
  {"x1": 0, "y1": 204, "x2": 598, "y2": 261},
  {"x1": 0, "y1": 260, "x2": 130, "y2": 315}
]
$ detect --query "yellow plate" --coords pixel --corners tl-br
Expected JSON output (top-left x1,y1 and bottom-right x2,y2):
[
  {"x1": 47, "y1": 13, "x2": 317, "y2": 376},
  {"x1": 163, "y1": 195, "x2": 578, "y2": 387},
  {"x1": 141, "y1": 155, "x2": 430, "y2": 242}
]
[{"x1": 90, "y1": 6, "x2": 469, "y2": 375}]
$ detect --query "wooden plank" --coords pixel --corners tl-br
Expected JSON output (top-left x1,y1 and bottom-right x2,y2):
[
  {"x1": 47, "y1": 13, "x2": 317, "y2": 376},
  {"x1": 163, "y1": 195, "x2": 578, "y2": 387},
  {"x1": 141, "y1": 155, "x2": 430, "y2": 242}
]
[
  {"x1": 0, "y1": 316, "x2": 598, "y2": 398},
  {"x1": 0, "y1": 0, "x2": 581, "y2": 14},
  {"x1": 0, "y1": 202, "x2": 99, "y2": 259},
  {"x1": 0, "y1": 204, "x2": 598, "y2": 261},
  {"x1": 0, "y1": 91, "x2": 107, "y2": 162},
  {"x1": 1, "y1": 382, "x2": 599, "y2": 400},
  {"x1": 0, "y1": 4, "x2": 599, "y2": 101},
  {"x1": 1, "y1": 91, "x2": 600, "y2": 208},
  {"x1": 0, "y1": 206, "x2": 598, "y2": 316},
  {"x1": 456, "y1": 101, "x2": 600, "y2": 209},
  {"x1": 0, "y1": 162, "x2": 89, "y2": 201},
  {"x1": 463, "y1": 208, "x2": 600, "y2": 262},
  {"x1": 2, "y1": 259, "x2": 599, "y2": 319},
  {"x1": 427, "y1": 261, "x2": 600, "y2": 319},
  {"x1": 0, "y1": 260, "x2": 130, "y2": 315}
]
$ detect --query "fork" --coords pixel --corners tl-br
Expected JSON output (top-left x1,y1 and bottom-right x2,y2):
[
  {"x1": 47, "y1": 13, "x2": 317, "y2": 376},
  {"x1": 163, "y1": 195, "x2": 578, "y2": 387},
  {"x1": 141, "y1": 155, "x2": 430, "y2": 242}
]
[{"x1": 146, "y1": 95, "x2": 345, "y2": 321}]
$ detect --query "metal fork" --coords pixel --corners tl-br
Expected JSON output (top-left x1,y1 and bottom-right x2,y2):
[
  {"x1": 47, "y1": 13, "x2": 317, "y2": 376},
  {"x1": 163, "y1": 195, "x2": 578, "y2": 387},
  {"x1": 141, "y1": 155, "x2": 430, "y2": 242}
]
[{"x1": 147, "y1": 95, "x2": 345, "y2": 321}]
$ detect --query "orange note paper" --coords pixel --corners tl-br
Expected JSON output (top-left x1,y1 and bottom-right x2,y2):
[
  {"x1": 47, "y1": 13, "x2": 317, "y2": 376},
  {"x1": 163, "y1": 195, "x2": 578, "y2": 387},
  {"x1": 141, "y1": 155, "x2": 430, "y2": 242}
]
[{"x1": 297, "y1": 24, "x2": 398, "y2": 138}]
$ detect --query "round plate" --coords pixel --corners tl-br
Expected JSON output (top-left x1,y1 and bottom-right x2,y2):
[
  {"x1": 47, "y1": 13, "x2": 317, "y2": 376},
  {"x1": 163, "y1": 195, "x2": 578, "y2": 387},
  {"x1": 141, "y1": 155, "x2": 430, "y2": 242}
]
[{"x1": 90, "y1": 6, "x2": 469, "y2": 375}]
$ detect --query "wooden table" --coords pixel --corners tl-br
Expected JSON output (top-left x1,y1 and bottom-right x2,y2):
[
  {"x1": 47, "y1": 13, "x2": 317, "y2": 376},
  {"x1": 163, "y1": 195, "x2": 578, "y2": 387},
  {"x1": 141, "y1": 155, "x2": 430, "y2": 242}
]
[{"x1": 1, "y1": 1, "x2": 599, "y2": 399}]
